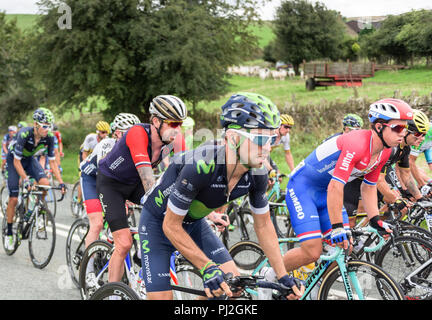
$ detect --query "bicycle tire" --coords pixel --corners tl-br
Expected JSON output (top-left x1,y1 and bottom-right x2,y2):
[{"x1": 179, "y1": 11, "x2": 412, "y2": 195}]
[
  {"x1": 66, "y1": 218, "x2": 89, "y2": 288},
  {"x1": 28, "y1": 207, "x2": 56, "y2": 269},
  {"x1": 70, "y1": 181, "x2": 81, "y2": 218},
  {"x1": 172, "y1": 262, "x2": 204, "y2": 300},
  {"x1": 374, "y1": 235, "x2": 432, "y2": 299},
  {"x1": 44, "y1": 188, "x2": 57, "y2": 218},
  {"x1": 78, "y1": 240, "x2": 114, "y2": 300},
  {"x1": 318, "y1": 259, "x2": 405, "y2": 300},
  {"x1": 89, "y1": 282, "x2": 141, "y2": 300},
  {"x1": 0, "y1": 185, "x2": 9, "y2": 215},
  {"x1": 228, "y1": 240, "x2": 265, "y2": 273},
  {"x1": 1, "y1": 213, "x2": 21, "y2": 256}
]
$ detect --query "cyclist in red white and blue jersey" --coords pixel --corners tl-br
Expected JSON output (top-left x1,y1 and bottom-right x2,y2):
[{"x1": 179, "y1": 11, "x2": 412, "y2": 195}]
[
  {"x1": 139, "y1": 92, "x2": 304, "y2": 300},
  {"x1": 97, "y1": 95, "x2": 187, "y2": 284},
  {"x1": 283, "y1": 99, "x2": 413, "y2": 273},
  {"x1": 80, "y1": 113, "x2": 141, "y2": 249}
]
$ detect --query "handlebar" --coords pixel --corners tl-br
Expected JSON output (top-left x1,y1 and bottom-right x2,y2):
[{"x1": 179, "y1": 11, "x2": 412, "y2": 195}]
[
  {"x1": 320, "y1": 226, "x2": 386, "y2": 260},
  {"x1": 23, "y1": 184, "x2": 66, "y2": 202}
]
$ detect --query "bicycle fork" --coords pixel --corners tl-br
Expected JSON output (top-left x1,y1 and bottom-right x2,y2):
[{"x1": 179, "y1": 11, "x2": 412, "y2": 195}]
[{"x1": 335, "y1": 254, "x2": 365, "y2": 300}]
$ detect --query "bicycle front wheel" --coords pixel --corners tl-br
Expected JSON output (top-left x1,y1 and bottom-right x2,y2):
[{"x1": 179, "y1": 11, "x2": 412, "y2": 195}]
[
  {"x1": 318, "y1": 259, "x2": 405, "y2": 300},
  {"x1": 89, "y1": 282, "x2": 141, "y2": 300},
  {"x1": 70, "y1": 181, "x2": 81, "y2": 218},
  {"x1": 228, "y1": 241, "x2": 265, "y2": 274},
  {"x1": 172, "y1": 262, "x2": 204, "y2": 300},
  {"x1": 28, "y1": 207, "x2": 56, "y2": 269},
  {"x1": 66, "y1": 218, "x2": 89, "y2": 288}
]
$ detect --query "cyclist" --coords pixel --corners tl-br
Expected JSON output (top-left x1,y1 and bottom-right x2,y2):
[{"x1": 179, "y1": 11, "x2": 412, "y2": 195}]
[
  {"x1": 139, "y1": 92, "x2": 304, "y2": 300},
  {"x1": 52, "y1": 124, "x2": 64, "y2": 168},
  {"x1": 97, "y1": 95, "x2": 187, "y2": 284},
  {"x1": 409, "y1": 123, "x2": 432, "y2": 191},
  {"x1": 17, "y1": 121, "x2": 27, "y2": 130},
  {"x1": 80, "y1": 113, "x2": 140, "y2": 250},
  {"x1": 2, "y1": 126, "x2": 17, "y2": 175},
  {"x1": 283, "y1": 99, "x2": 413, "y2": 273},
  {"x1": 79, "y1": 121, "x2": 111, "y2": 162},
  {"x1": 4, "y1": 108, "x2": 66, "y2": 250},
  {"x1": 377, "y1": 110, "x2": 429, "y2": 207}
]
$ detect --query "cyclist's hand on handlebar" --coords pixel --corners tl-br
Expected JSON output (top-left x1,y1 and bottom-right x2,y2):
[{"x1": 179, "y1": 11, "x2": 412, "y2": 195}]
[
  {"x1": 209, "y1": 212, "x2": 230, "y2": 232},
  {"x1": 201, "y1": 262, "x2": 232, "y2": 298},
  {"x1": 369, "y1": 216, "x2": 393, "y2": 239},
  {"x1": 330, "y1": 223, "x2": 351, "y2": 250},
  {"x1": 278, "y1": 275, "x2": 305, "y2": 300},
  {"x1": 23, "y1": 178, "x2": 34, "y2": 191},
  {"x1": 59, "y1": 183, "x2": 67, "y2": 194}
]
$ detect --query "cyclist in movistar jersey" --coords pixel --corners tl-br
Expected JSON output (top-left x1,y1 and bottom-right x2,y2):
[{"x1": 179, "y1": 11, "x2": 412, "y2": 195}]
[
  {"x1": 139, "y1": 92, "x2": 304, "y2": 300},
  {"x1": 283, "y1": 99, "x2": 413, "y2": 273},
  {"x1": 4, "y1": 108, "x2": 66, "y2": 250},
  {"x1": 97, "y1": 95, "x2": 187, "y2": 284}
]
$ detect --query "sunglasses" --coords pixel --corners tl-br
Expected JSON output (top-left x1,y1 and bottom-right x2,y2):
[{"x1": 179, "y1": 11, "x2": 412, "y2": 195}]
[
  {"x1": 37, "y1": 123, "x2": 52, "y2": 130},
  {"x1": 163, "y1": 120, "x2": 183, "y2": 128},
  {"x1": 282, "y1": 125, "x2": 292, "y2": 129},
  {"x1": 408, "y1": 130, "x2": 426, "y2": 138},
  {"x1": 98, "y1": 130, "x2": 108, "y2": 134},
  {"x1": 232, "y1": 129, "x2": 277, "y2": 146},
  {"x1": 382, "y1": 123, "x2": 408, "y2": 134}
]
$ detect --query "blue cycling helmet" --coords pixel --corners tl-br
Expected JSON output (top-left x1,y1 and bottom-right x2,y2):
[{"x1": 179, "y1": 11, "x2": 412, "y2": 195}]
[{"x1": 220, "y1": 92, "x2": 280, "y2": 130}]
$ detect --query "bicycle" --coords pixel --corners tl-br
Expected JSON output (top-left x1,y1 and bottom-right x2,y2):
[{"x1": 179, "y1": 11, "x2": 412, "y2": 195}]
[
  {"x1": 1, "y1": 184, "x2": 64, "y2": 269},
  {"x1": 70, "y1": 180, "x2": 85, "y2": 218},
  {"x1": 66, "y1": 202, "x2": 140, "y2": 289},
  {"x1": 229, "y1": 227, "x2": 405, "y2": 300}
]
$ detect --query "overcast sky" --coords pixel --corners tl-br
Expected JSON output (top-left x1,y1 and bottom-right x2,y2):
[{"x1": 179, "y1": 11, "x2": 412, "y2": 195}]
[{"x1": 2, "y1": 0, "x2": 432, "y2": 19}]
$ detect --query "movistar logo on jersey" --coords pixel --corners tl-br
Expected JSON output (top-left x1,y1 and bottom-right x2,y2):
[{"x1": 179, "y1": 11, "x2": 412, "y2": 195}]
[
  {"x1": 141, "y1": 239, "x2": 150, "y2": 254},
  {"x1": 196, "y1": 159, "x2": 215, "y2": 174},
  {"x1": 154, "y1": 183, "x2": 175, "y2": 207}
]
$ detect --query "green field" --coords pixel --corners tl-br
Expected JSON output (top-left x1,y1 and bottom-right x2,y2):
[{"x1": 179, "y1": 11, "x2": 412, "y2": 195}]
[{"x1": 5, "y1": 14, "x2": 38, "y2": 30}]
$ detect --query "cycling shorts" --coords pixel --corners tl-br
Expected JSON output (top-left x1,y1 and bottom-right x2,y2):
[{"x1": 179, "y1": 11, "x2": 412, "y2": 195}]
[
  {"x1": 80, "y1": 173, "x2": 103, "y2": 214},
  {"x1": 6, "y1": 154, "x2": 47, "y2": 197},
  {"x1": 285, "y1": 168, "x2": 349, "y2": 243},
  {"x1": 138, "y1": 207, "x2": 232, "y2": 292},
  {"x1": 343, "y1": 178, "x2": 362, "y2": 217},
  {"x1": 96, "y1": 171, "x2": 144, "y2": 232}
]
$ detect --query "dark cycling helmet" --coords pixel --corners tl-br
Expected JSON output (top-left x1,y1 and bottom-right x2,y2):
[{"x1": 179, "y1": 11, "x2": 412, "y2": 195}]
[
  {"x1": 220, "y1": 92, "x2": 280, "y2": 130},
  {"x1": 17, "y1": 121, "x2": 27, "y2": 129},
  {"x1": 407, "y1": 109, "x2": 429, "y2": 134},
  {"x1": 343, "y1": 114, "x2": 363, "y2": 128},
  {"x1": 33, "y1": 108, "x2": 54, "y2": 124}
]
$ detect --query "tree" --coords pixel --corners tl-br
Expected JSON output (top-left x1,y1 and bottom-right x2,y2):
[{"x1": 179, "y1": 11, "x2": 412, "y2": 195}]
[
  {"x1": 31, "y1": 0, "x2": 262, "y2": 118},
  {"x1": 272, "y1": 0, "x2": 346, "y2": 72},
  {"x1": 0, "y1": 12, "x2": 38, "y2": 127}
]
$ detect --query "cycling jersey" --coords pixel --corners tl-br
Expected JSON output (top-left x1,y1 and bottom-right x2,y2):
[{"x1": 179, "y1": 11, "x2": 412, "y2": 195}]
[
  {"x1": 9, "y1": 127, "x2": 55, "y2": 161},
  {"x1": 2, "y1": 133, "x2": 15, "y2": 159},
  {"x1": 141, "y1": 144, "x2": 269, "y2": 221},
  {"x1": 139, "y1": 144, "x2": 268, "y2": 292},
  {"x1": 411, "y1": 126, "x2": 432, "y2": 163},
  {"x1": 80, "y1": 132, "x2": 101, "y2": 154},
  {"x1": 98, "y1": 124, "x2": 184, "y2": 185},
  {"x1": 272, "y1": 133, "x2": 290, "y2": 151},
  {"x1": 286, "y1": 130, "x2": 391, "y2": 242},
  {"x1": 80, "y1": 138, "x2": 116, "y2": 214}
]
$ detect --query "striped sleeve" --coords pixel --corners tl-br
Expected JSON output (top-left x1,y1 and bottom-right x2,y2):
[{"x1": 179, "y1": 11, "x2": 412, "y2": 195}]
[{"x1": 125, "y1": 125, "x2": 151, "y2": 169}]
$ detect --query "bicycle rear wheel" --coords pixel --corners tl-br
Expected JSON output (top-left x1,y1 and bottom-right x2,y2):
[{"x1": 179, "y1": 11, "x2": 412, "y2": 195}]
[
  {"x1": 0, "y1": 185, "x2": 9, "y2": 215},
  {"x1": 89, "y1": 282, "x2": 141, "y2": 300},
  {"x1": 66, "y1": 218, "x2": 89, "y2": 288},
  {"x1": 70, "y1": 181, "x2": 81, "y2": 218},
  {"x1": 228, "y1": 241, "x2": 265, "y2": 274},
  {"x1": 319, "y1": 259, "x2": 405, "y2": 300},
  {"x1": 28, "y1": 207, "x2": 56, "y2": 269},
  {"x1": 374, "y1": 235, "x2": 432, "y2": 299}
]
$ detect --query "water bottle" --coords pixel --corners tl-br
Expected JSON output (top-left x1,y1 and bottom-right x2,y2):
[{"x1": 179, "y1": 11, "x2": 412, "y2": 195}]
[{"x1": 24, "y1": 195, "x2": 36, "y2": 221}]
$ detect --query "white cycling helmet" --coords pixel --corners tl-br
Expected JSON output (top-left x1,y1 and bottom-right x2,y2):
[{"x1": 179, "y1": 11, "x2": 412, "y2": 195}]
[
  {"x1": 149, "y1": 95, "x2": 187, "y2": 121},
  {"x1": 113, "y1": 113, "x2": 141, "y2": 131}
]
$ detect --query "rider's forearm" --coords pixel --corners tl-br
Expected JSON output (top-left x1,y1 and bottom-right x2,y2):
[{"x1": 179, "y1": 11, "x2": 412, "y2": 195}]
[
  {"x1": 327, "y1": 180, "x2": 345, "y2": 225},
  {"x1": 285, "y1": 151, "x2": 294, "y2": 171},
  {"x1": 377, "y1": 173, "x2": 398, "y2": 203},
  {"x1": 163, "y1": 208, "x2": 210, "y2": 270},
  {"x1": 136, "y1": 166, "x2": 156, "y2": 193},
  {"x1": 49, "y1": 159, "x2": 64, "y2": 184},
  {"x1": 409, "y1": 156, "x2": 427, "y2": 186},
  {"x1": 360, "y1": 183, "x2": 380, "y2": 220},
  {"x1": 254, "y1": 213, "x2": 287, "y2": 279},
  {"x1": 399, "y1": 167, "x2": 422, "y2": 199},
  {"x1": 13, "y1": 158, "x2": 28, "y2": 180}
]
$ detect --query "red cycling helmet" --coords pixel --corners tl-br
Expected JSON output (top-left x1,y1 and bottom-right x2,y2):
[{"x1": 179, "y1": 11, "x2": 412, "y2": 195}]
[{"x1": 368, "y1": 98, "x2": 413, "y2": 123}]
